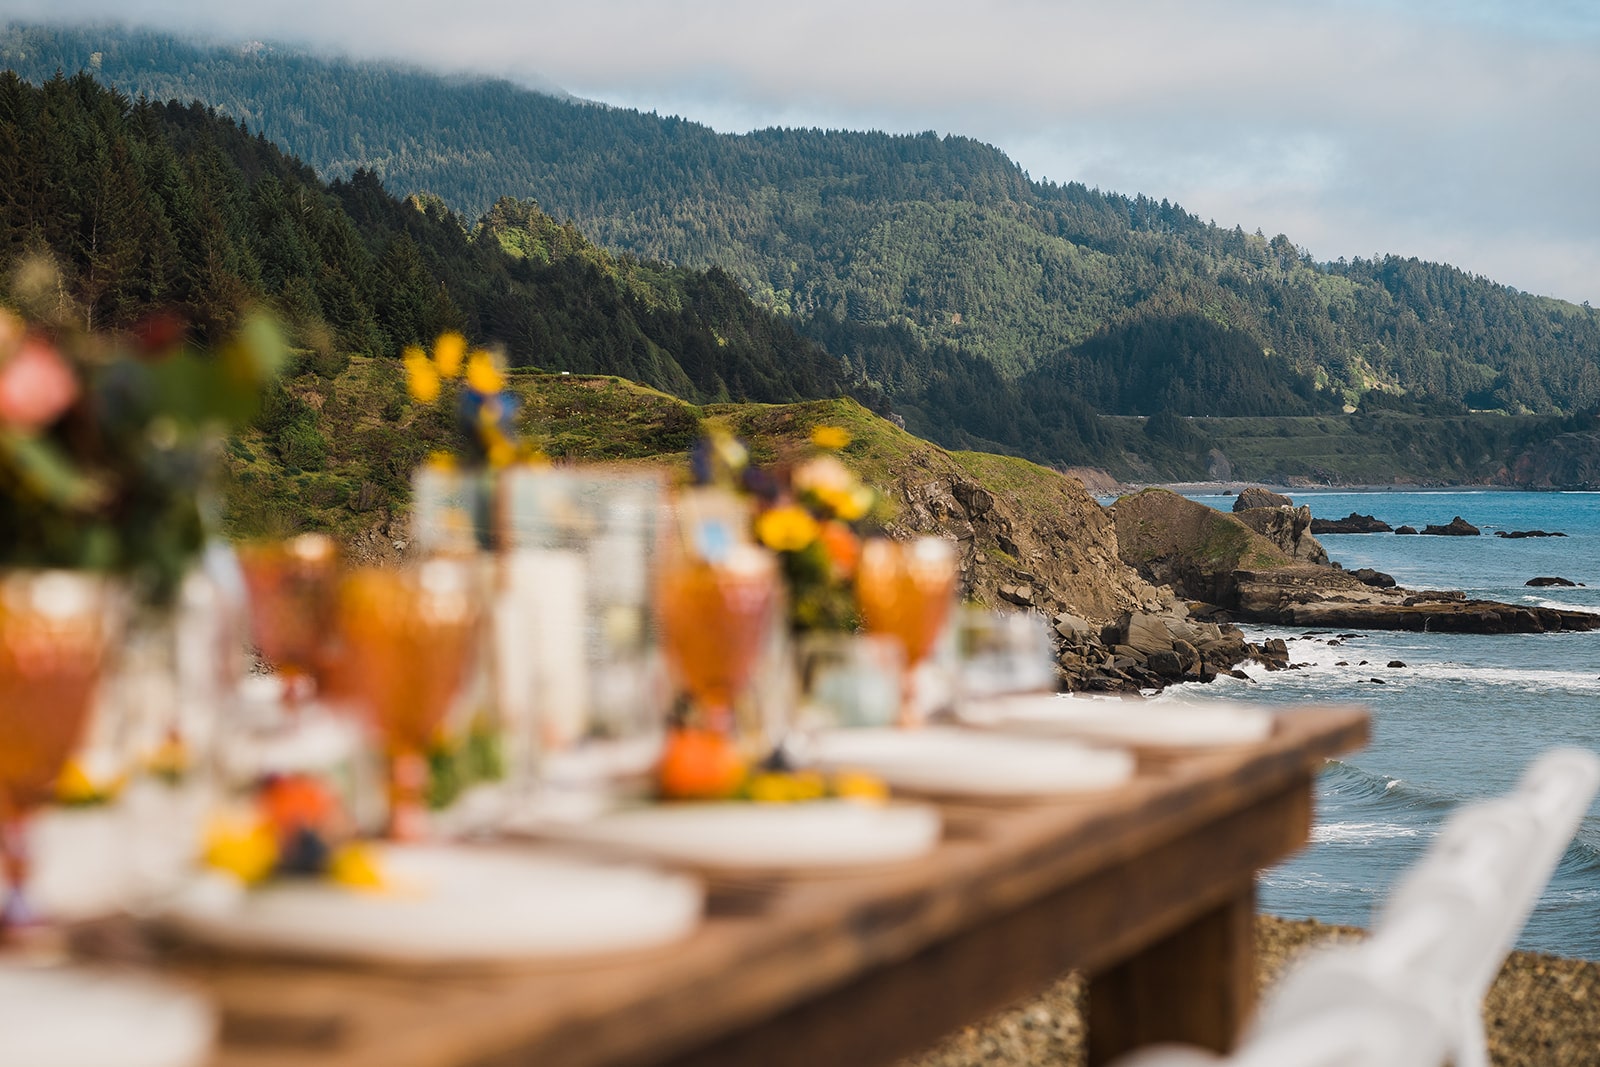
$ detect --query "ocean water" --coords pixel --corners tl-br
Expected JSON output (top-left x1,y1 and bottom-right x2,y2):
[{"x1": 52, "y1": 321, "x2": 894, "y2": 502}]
[{"x1": 1165, "y1": 490, "x2": 1600, "y2": 959}]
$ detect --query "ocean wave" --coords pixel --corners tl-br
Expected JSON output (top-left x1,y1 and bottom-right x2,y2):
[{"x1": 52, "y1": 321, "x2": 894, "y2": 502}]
[
  {"x1": 1311, "y1": 821, "x2": 1429, "y2": 844},
  {"x1": 1257, "y1": 870, "x2": 1378, "y2": 896},
  {"x1": 1521, "y1": 596, "x2": 1597, "y2": 612},
  {"x1": 1321, "y1": 759, "x2": 1462, "y2": 814}
]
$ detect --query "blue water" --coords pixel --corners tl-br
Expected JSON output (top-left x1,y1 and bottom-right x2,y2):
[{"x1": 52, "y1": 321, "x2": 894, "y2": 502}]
[{"x1": 1170, "y1": 490, "x2": 1600, "y2": 959}]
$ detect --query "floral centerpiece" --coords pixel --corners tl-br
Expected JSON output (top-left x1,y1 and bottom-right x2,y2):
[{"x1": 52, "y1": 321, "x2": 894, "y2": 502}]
[
  {"x1": 0, "y1": 259, "x2": 286, "y2": 604},
  {"x1": 689, "y1": 423, "x2": 880, "y2": 633},
  {"x1": 654, "y1": 423, "x2": 890, "y2": 801}
]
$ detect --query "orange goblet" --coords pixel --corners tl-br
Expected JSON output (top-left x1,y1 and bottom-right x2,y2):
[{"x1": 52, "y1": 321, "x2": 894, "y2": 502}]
[
  {"x1": 236, "y1": 534, "x2": 340, "y2": 704},
  {"x1": 855, "y1": 537, "x2": 957, "y2": 726},
  {"x1": 334, "y1": 560, "x2": 479, "y2": 840},
  {"x1": 0, "y1": 571, "x2": 113, "y2": 934},
  {"x1": 655, "y1": 544, "x2": 777, "y2": 742}
]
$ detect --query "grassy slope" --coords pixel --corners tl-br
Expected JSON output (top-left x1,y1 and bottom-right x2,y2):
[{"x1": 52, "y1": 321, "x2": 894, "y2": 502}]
[{"x1": 224, "y1": 360, "x2": 1025, "y2": 541}]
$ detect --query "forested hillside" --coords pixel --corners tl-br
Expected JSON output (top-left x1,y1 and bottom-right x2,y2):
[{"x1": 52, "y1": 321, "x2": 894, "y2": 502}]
[
  {"x1": 0, "y1": 69, "x2": 858, "y2": 409},
  {"x1": 6, "y1": 21, "x2": 1597, "y2": 429}
]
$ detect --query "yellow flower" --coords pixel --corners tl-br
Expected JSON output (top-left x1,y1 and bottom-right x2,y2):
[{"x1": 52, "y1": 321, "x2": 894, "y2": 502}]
[
  {"x1": 747, "y1": 773, "x2": 799, "y2": 804},
  {"x1": 329, "y1": 843, "x2": 387, "y2": 891},
  {"x1": 811, "y1": 425, "x2": 852, "y2": 450},
  {"x1": 56, "y1": 757, "x2": 118, "y2": 805},
  {"x1": 465, "y1": 350, "x2": 504, "y2": 394},
  {"x1": 756, "y1": 505, "x2": 820, "y2": 552},
  {"x1": 424, "y1": 450, "x2": 457, "y2": 470},
  {"x1": 202, "y1": 813, "x2": 279, "y2": 885},
  {"x1": 789, "y1": 770, "x2": 828, "y2": 802},
  {"x1": 145, "y1": 735, "x2": 189, "y2": 782},
  {"x1": 831, "y1": 770, "x2": 889, "y2": 803},
  {"x1": 836, "y1": 486, "x2": 875, "y2": 522},
  {"x1": 432, "y1": 332, "x2": 467, "y2": 378},
  {"x1": 487, "y1": 436, "x2": 517, "y2": 468},
  {"x1": 404, "y1": 346, "x2": 440, "y2": 403}
]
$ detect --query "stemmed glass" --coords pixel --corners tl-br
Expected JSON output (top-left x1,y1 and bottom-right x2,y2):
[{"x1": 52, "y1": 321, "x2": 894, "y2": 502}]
[
  {"x1": 655, "y1": 540, "x2": 778, "y2": 750},
  {"x1": 334, "y1": 560, "x2": 480, "y2": 841},
  {"x1": 236, "y1": 534, "x2": 340, "y2": 707},
  {"x1": 0, "y1": 571, "x2": 114, "y2": 936},
  {"x1": 855, "y1": 537, "x2": 958, "y2": 726}
]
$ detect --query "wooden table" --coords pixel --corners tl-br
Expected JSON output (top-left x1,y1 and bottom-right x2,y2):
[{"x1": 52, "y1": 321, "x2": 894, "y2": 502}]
[{"x1": 175, "y1": 704, "x2": 1367, "y2": 1067}]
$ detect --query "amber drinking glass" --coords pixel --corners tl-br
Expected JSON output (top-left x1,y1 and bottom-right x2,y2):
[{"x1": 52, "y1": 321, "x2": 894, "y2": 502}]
[
  {"x1": 0, "y1": 571, "x2": 113, "y2": 934},
  {"x1": 335, "y1": 560, "x2": 479, "y2": 840},
  {"x1": 855, "y1": 537, "x2": 957, "y2": 725},
  {"x1": 236, "y1": 534, "x2": 340, "y2": 704},
  {"x1": 655, "y1": 544, "x2": 777, "y2": 741}
]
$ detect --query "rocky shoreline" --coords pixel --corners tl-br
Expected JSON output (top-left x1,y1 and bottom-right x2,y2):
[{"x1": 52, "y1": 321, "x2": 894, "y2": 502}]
[
  {"x1": 902, "y1": 916, "x2": 1600, "y2": 1067},
  {"x1": 886, "y1": 459, "x2": 1600, "y2": 696}
]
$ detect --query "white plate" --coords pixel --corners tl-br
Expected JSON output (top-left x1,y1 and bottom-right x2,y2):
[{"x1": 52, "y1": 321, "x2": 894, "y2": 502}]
[
  {"x1": 805, "y1": 727, "x2": 1135, "y2": 797},
  {"x1": 160, "y1": 845, "x2": 702, "y2": 965},
  {"x1": 960, "y1": 694, "x2": 1275, "y2": 748},
  {"x1": 7, "y1": 807, "x2": 133, "y2": 922},
  {"x1": 0, "y1": 965, "x2": 214, "y2": 1067},
  {"x1": 537, "y1": 799, "x2": 941, "y2": 872}
]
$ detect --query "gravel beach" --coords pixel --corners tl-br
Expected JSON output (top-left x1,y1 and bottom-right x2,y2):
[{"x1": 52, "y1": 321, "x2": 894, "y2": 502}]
[{"x1": 902, "y1": 916, "x2": 1600, "y2": 1067}]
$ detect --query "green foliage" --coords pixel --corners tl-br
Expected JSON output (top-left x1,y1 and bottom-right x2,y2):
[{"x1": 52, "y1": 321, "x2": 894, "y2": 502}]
[{"x1": 9, "y1": 21, "x2": 1596, "y2": 439}]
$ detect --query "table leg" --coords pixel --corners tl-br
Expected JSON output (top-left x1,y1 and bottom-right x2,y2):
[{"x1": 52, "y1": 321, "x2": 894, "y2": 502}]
[{"x1": 1087, "y1": 879, "x2": 1256, "y2": 1065}]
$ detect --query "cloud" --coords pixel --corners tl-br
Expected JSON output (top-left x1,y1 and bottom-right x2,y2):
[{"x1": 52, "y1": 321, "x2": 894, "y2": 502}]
[{"x1": 5, "y1": 0, "x2": 1597, "y2": 302}]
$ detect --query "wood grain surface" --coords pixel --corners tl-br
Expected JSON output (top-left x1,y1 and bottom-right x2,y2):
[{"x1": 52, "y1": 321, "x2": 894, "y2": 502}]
[{"x1": 157, "y1": 704, "x2": 1368, "y2": 1067}]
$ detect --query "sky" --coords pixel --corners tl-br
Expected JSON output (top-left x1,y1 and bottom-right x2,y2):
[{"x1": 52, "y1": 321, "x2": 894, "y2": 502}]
[{"x1": 4, "y1": 0, "x2": 1598, "y2": 304}]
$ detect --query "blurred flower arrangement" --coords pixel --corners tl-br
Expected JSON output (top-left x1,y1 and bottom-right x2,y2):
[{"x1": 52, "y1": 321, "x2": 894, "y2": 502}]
[
  {"x1": 403, "y1": 332, "x2": 543, "y2": 470},
  {"x1": 689, "y1": 423, "x2": 881, "y2": 633},
  {"x1": 202, "y1": 773, "x2": 384, "y2": 890},
  {"x1": 0, "y1": 259, "x2": 286, "y2": 604}
]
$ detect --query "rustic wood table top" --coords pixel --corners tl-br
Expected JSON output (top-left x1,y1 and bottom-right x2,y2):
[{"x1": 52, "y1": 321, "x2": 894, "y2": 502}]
[{"x1": 159, "y1": 704, "x2": 1368, "y2": 1067}]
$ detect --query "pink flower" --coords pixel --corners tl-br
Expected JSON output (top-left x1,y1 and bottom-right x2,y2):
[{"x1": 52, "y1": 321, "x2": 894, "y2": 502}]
[{"x1": 0, "y1": 336, "x2": 80, "y2": 432}]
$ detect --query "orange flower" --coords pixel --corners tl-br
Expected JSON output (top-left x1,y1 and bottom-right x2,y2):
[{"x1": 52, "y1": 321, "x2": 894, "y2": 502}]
[{"x1": 819, "y1": 521, "x2": 861, "y2": 579}]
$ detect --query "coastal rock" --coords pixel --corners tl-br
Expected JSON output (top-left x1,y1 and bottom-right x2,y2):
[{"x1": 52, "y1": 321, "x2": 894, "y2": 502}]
[
  {"x1": 884, "y1": 456, "x2": 1253, "y2": 693},
  {"x1": 1311, "y1": 512, "x2": 1393, "y2": 534},
  {"x1": 1394, "y1": 525, "x2": 1419, "y2": 535},
  {"x1": 1233, "y1": 487, "x2": 1293, "y2": 512},
  {"x1": 1350, "y1": 568, "x2": 1397, "y2": 588},
  {"x1": 1420, "y1": 516, "x2": 1480, "y2": 536},
  {"x1": 1107, "y1": 487, "x2": 1600, "y2": 635},
  {"x1": 1236, "y1": 504, "x2": 1330, "y2": 565},
  {"x1": 1387, "y1": 660, "x2": 1406, "y2": 668},
  {"x1": 1526, "y1": 577, "x2": 1578, "y2": 587},
  {"x1": 1497, "y1": 529, "x2": 1567, "y2": 539}
]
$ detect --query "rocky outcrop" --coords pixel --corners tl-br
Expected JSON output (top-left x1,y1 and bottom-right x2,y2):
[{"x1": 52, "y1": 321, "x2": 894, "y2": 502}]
[
  {"x1": 1235, "y1": 503, "x2": 1329, "y2": 565},
  {"x1": 1420, "y1": 516, "x2": 1480, "y2": 536},
  {"x1": 1395, "y1": 525, "x2": 1419, "y2": 535},
  {"x1": 1109, "y1": 488, "x2": 1600, "y2": 634},
  {"x1": 1233, "y1": 487, "x2": 1293, "y2": 512},
  {"x1": 1311, "y1": 513, "x2": 1393, "y2": 534},
  {"x1": 1497, "y1": 530, "x2": 1567, "y2": 539},
  {"x1": 1350, "y1": 568, "x2": 1396, "y2": 588},
  {"x1": 1526, "y1": 577, "x2": 1579, "y2": 587},
  {"x1": 886, "y1": 455, "x2": 1251, "y2": 691}
]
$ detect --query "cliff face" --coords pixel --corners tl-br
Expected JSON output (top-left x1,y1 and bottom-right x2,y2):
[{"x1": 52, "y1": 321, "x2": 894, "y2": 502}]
[
  {"x1": 886, "y1": 457, "x2": 1252, "y2": 689},
  {"x1": 1502, "y1": 431, "x2": 1600, "y2": 489}
]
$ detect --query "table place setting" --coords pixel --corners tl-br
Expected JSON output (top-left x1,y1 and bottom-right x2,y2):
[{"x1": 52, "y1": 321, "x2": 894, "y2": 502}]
[{"x1": 0, "y1": 310, "x2": 1357, "y2": 1067}]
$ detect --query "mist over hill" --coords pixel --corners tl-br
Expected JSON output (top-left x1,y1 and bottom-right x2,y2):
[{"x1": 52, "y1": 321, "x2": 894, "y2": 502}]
[{"x1": 4, "y1": 21, "x2": 1600, "y2": 484}]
